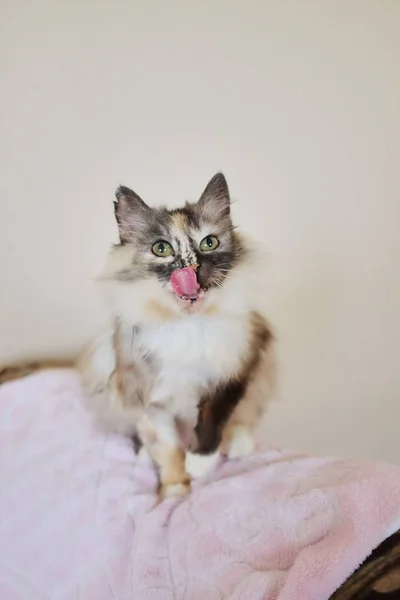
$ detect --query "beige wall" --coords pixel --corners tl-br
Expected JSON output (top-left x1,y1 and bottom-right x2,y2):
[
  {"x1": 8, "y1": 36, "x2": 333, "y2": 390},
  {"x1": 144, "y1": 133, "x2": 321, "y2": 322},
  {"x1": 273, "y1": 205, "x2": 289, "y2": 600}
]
[{"x1": 1, "y1": 1, "x2": 399, "y2": 463}]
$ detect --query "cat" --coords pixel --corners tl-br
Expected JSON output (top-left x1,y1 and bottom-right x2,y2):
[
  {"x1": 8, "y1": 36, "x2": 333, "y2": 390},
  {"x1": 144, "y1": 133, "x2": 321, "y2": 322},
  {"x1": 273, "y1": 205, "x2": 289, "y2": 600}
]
[{"x1": 78, "y1": 173, "x2": 276, "y2": 498}]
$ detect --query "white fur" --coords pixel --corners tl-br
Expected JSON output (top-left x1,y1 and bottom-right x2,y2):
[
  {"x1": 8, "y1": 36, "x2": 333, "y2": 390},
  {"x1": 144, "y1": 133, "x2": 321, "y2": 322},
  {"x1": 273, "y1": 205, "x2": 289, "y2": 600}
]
[
  {"x1": 185, "y1": 451, "x2": 221, "y2": 479},
  {"x1": 225, "y1": 425, "x2": 256, "y2": 459},
  {"x1": 140, "y1": 313, "x2": 250, "y2": 420}
]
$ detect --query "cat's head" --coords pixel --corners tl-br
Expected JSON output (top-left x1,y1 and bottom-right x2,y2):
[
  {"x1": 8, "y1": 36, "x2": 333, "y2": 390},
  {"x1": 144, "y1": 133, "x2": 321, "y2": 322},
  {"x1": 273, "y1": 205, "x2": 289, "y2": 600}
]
[{"x1": 104, "y1": 173, "x2": 255, "y2": 320}]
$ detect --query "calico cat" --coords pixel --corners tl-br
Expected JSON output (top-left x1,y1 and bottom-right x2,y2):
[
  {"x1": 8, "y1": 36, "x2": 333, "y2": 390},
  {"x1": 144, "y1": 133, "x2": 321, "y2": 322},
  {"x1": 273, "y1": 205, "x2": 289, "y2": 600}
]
[{"x1": 78, "y1": 173, "x2": 275, "y2": 498}]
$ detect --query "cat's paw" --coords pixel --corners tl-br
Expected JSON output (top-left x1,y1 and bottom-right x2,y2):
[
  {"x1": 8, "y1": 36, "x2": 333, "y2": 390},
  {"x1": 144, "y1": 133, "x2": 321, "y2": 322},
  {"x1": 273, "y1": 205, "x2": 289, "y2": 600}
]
[
  {"x1": 226, "y1": 427, "x2": 255, "y2": 459},
  {"x1": 160, "y1": 481, "x2": 190, "y2": 499},
  {"x1": 185, "y1": 451, "x2": 220, "y2": 479}
]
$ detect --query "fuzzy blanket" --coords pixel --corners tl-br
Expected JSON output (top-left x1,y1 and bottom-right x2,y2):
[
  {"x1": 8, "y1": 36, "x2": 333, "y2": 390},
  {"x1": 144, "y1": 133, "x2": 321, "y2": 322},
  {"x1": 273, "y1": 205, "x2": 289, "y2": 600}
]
[{"x1": 1, "y1": 369, "x2": 400, "y2": 600}]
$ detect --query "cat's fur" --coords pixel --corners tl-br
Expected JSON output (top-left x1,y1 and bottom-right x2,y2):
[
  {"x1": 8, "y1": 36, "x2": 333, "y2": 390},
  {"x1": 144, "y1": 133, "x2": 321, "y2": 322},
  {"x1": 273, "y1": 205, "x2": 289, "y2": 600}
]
[{"x1": 78, "y1": 173, "x2": 275, "y2": 498}]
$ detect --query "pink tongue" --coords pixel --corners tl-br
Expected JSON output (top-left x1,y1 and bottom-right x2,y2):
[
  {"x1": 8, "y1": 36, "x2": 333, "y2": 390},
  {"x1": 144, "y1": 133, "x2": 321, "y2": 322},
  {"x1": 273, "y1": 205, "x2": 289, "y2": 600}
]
[{"x1": 170, "y1": 267, "x2": 200, "y2": 298}]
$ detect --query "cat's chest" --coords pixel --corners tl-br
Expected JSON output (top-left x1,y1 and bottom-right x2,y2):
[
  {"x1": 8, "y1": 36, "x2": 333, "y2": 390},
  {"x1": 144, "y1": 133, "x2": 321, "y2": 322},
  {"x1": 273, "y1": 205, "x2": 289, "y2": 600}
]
[{"x1": 140, "y1": 314, "x2": 249, "y2": 382}]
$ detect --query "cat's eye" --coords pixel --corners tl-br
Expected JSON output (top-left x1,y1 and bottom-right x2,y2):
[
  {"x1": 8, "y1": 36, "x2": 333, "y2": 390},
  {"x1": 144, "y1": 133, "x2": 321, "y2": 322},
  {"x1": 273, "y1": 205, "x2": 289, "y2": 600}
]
[
  {"x1": 199, "y1": 235, "x2": 219, "y2": 252},
  {"x1": 152, "y1": 241, "x2": 173, "y2": 257}
]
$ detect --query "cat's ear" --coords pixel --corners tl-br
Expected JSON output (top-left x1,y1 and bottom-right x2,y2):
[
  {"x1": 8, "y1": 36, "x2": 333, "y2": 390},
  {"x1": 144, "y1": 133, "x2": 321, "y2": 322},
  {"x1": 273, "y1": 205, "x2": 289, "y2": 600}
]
[
  {"x1": 114, "y1": 185, "x2": 151, "y2": 243},
  {"x1": 197, "y1": 172, "x2": 231, "y2": 220}
]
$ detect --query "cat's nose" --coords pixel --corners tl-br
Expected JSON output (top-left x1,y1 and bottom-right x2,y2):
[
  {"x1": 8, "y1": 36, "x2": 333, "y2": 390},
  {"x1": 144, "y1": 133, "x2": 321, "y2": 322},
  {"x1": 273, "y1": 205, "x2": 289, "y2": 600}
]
[{"x1": 189, "y1": 263, "x2": 199, "y2": 272}]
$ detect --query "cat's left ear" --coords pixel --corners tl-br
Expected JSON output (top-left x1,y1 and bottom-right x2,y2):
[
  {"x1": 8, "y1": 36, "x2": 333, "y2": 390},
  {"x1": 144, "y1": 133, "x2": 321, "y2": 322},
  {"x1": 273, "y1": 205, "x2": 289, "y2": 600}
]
[
  {"x1": 197, "y1": 172, "x2": 231, "y2": 219},
  {"x1": 114, "y1": 185, "x2": 151, "y2": 244}
]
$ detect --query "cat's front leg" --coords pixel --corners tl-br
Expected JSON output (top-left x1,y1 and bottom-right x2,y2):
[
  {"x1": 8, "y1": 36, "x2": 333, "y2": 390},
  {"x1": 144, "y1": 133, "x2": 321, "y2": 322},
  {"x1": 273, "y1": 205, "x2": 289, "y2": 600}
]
[
  {"x1": 220, "y1": 424, "x2": 256, "y2": 459},
  {"x1": 185, "y1": 380, "x2": 245, "y2": 478},
  {"x1": 137, "y1": 407, "x2": 191, "y2": 498},
  {"x1": 185, "y1": 403, "x2": 223, "y2": 479}
]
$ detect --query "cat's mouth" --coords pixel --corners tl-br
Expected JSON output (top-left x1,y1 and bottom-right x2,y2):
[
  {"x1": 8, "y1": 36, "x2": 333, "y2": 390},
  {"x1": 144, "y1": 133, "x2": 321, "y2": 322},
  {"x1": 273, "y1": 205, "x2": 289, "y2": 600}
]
[
  {"x1": 170, "y1": 266, "x2": 205, "y2": 309},
  {"x1": 174, "y1": 289, "x2": 205, "y2": 308}
]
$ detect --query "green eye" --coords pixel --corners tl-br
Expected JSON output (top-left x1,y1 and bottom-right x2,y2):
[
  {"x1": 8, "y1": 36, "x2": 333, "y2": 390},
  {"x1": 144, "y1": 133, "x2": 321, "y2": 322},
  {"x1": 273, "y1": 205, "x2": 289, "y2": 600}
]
[
  {"x1": 200, "y1": 235, "x2": 219, "y2": 251},
  {"x1": 152, "y1": 240, "x2": 173, "y2": 257}
]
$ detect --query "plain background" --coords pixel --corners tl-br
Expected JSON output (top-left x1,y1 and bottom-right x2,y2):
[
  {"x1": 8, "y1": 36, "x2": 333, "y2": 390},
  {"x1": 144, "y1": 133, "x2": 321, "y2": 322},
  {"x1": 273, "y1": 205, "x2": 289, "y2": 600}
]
[{"x1": 1, "y1": 1, "x2": 399, "y2": 463}]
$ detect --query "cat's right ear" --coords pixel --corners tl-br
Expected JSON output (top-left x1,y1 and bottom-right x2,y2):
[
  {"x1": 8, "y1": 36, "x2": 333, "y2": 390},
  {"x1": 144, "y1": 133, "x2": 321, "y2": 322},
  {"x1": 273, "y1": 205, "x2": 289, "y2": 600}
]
[
  {"x1": 114, "y1": 185, "x2": 151, "y2": 244},
  {"x1": 197, "y1": 173, "x2": 231, "y2": 220}
]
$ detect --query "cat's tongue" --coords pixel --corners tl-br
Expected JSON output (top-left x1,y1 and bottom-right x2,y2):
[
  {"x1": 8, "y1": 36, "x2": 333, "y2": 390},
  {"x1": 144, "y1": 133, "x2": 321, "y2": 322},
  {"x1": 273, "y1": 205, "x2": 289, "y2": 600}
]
[{"x1": 170, "y1": 267, "x2": 200, "y2": 298}]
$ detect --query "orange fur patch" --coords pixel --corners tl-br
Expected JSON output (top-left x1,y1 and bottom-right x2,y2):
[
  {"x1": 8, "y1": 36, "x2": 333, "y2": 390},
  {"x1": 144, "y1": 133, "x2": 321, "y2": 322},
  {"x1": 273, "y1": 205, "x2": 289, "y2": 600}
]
[
  {"x1": 145, "y1": 299, "x2": 176, "y2": 323},
  {"x1": 171, "y1": 212, "x2": 188, "y2": 231}
]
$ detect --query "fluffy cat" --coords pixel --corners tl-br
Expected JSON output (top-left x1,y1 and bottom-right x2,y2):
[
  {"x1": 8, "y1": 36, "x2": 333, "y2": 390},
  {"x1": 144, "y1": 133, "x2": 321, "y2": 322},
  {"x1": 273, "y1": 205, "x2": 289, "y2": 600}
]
[{"x1": 78, "y1": 173, "x2": 275, "y2": 498}]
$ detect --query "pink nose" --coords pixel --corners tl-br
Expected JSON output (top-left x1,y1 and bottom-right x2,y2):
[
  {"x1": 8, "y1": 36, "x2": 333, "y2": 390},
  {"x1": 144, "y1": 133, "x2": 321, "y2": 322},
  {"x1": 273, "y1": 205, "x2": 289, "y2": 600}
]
[{"x1": 170, "y1": 266, "x2": 200, "y2": 298}]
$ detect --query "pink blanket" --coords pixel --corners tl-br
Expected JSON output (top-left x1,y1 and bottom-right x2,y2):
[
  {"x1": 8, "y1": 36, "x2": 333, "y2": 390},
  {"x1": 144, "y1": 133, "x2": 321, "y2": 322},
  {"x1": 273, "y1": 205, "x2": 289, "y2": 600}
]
[{"x1": 1, "y1": 370, "x2": 400, "y2": 600}]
